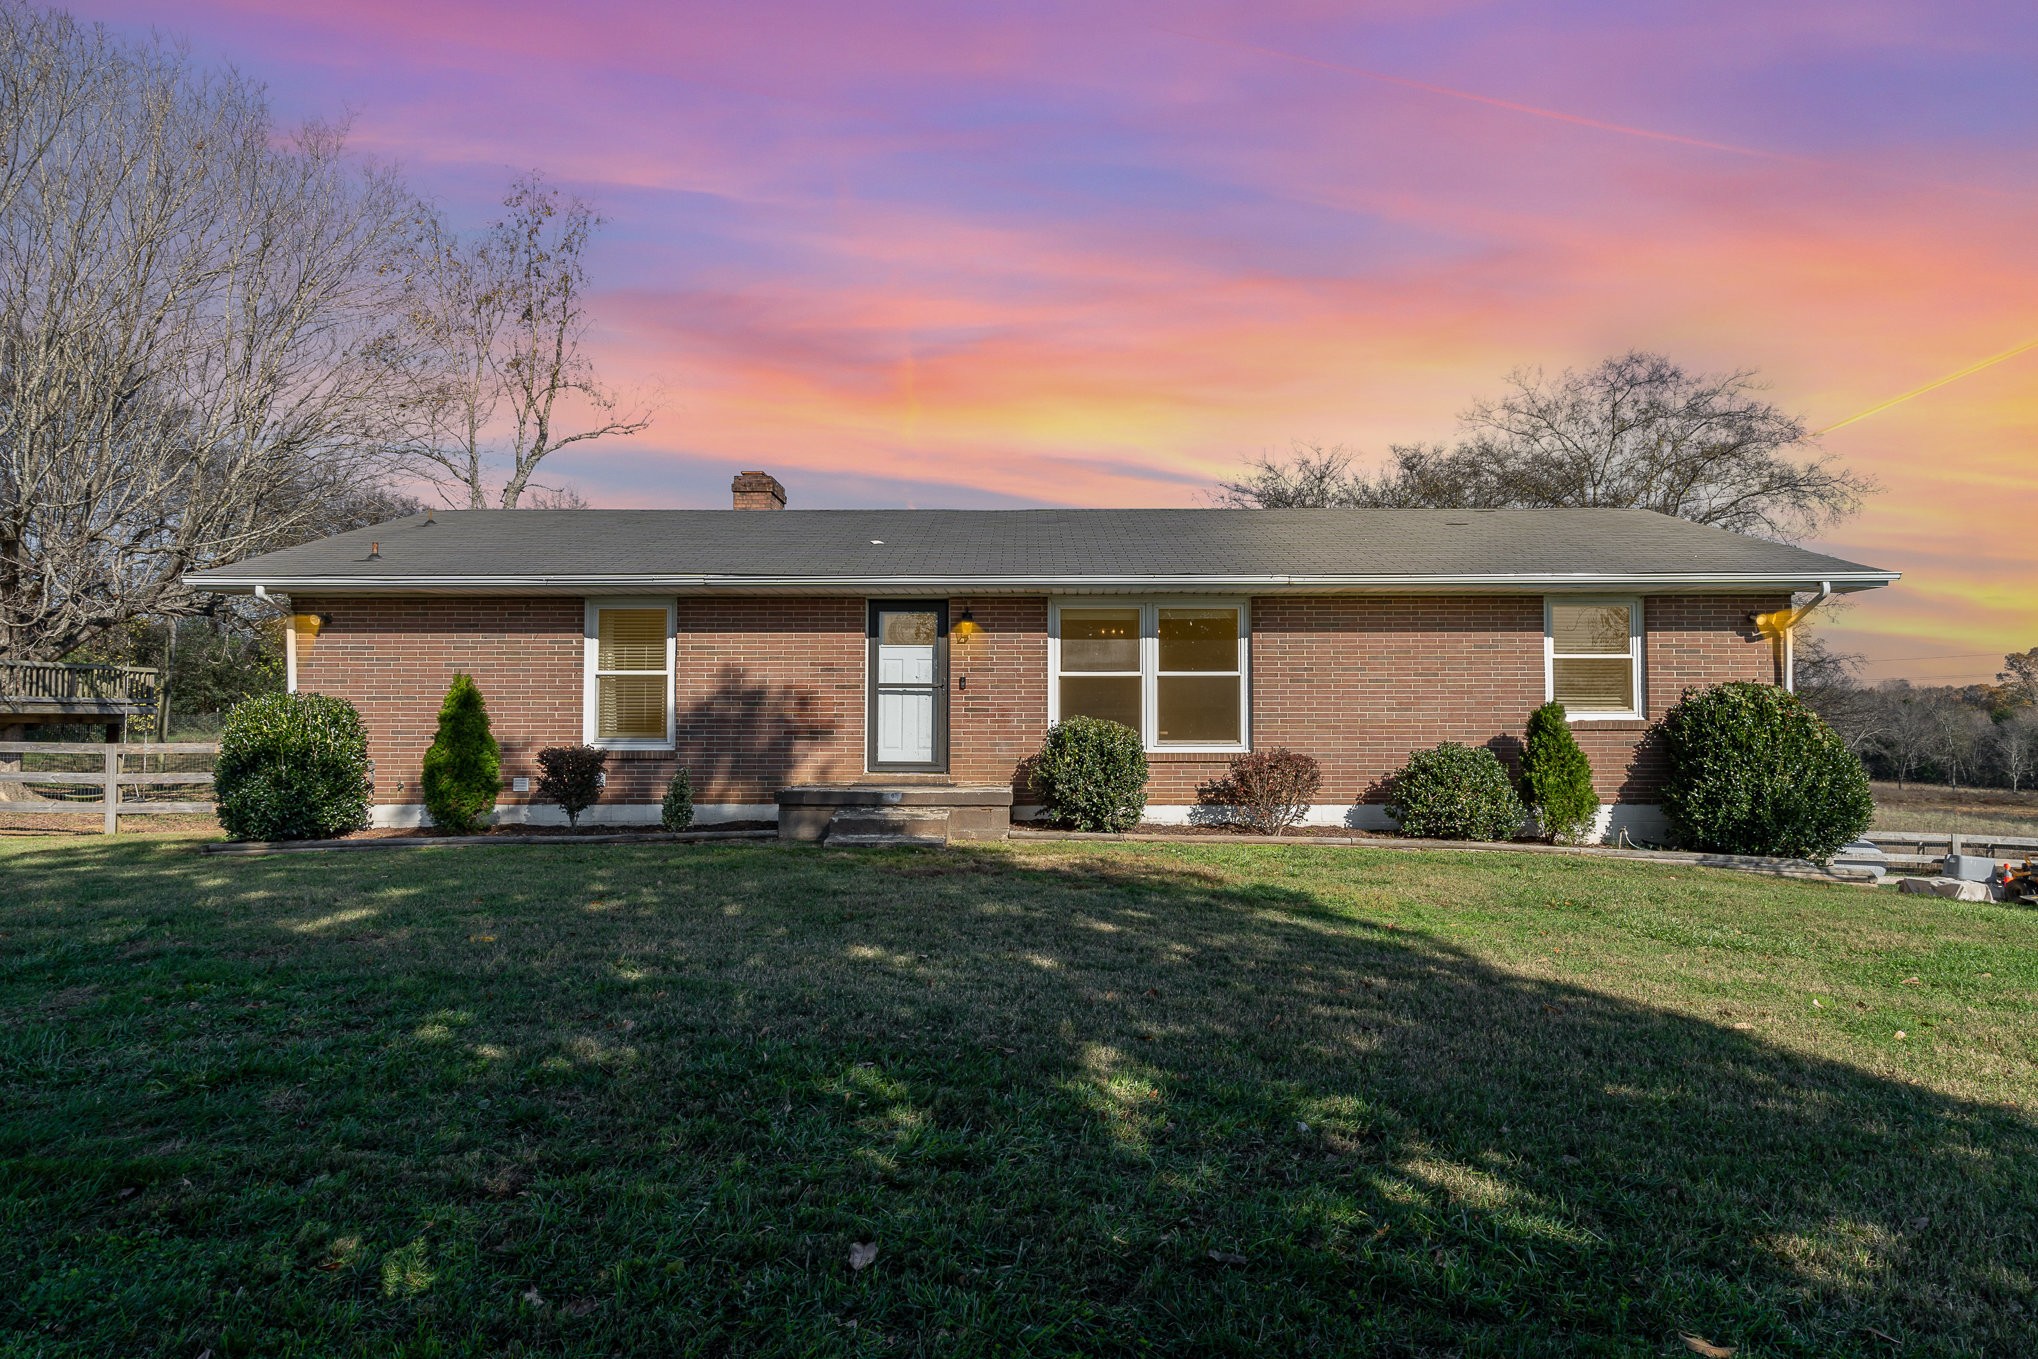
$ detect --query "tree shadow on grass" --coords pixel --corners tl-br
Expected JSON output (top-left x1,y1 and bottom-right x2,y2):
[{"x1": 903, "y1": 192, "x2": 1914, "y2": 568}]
[{"x1": 2, "y1": 840, "x2": 2033, "y2": 1357}]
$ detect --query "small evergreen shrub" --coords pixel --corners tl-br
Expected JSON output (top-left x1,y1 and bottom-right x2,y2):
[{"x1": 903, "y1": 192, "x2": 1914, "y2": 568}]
[
  {"x1": 534, "y1": 744, "x2": 607, "y2": 828},
  {"x1": 214, "y1": 692, "x2": 372, "y2": 841},
  {"x1": 1204, "y1": 747, "x2": 1322, "y2": 834},
  {"x1": 661, "y1": 768, "x2": 695, "y2": 831},
  {"x1": 1032, "y1": 716, "x2": 1148, "y2": 832},
  {"x1": 419, "y1": 673, "x2": 500, "y2": 834},
  {"x1": 1520, "y1": 702, "x2": 1601, "y2": 843},
  {"x1": 1658, "y1": 681, "x2": 1872, "y2": 861},
  {"x1": 1388, "y1": 742, "x2": 1526, "y2": 841}
]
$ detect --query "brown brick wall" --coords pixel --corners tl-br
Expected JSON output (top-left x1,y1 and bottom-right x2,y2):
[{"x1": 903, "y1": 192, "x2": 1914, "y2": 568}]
[{"x1": 292, "y1": 592, "x2": 1783, "y2": 812}]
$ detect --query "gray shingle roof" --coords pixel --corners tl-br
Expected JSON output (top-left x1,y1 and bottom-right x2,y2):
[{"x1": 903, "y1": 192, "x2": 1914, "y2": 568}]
[{"x1": 184, "y1": 508, "x2": 1895, "y2": 594}]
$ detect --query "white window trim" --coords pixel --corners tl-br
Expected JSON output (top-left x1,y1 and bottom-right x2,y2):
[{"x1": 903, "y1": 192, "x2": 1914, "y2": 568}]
[
  {"x1": 583, "y1": 597, "x2": 677, "y2": 750},
  {"x1": 1048, "y1": 598, "x2": 1250, "y2": 753},
  {"x1": 1544, "y1": 595, "x2": 1644, "y2": 721}
]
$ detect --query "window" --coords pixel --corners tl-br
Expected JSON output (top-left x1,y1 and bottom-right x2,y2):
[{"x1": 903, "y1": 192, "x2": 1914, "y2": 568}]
[
  {"x1": 584, "y1": 599, "x2": 675, "y2": 747},
  {"x1": 1545, "y1": 597, "x2": 1642, "y2": 719},
  {"x1": 1049, "y1": 600, "x2": 1248, "y2": 750}
]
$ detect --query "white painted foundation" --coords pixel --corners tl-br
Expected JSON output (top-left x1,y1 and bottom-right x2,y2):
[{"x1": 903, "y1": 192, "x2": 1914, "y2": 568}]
[
  {"x1": 1017, "y1": 801, "x2": 1672, "y2": 846},
  {"x1": 368, "y1": 802, "x2": 777, "y2": 830},
  {"x1": 370, "y1": 799, "x2": 1673, "y2": 846}
]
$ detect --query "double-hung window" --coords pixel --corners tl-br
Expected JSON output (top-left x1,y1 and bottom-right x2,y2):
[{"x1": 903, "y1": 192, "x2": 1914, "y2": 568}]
[
  {"x1": 1545, "y1": 597, "x2": 1643, "y2": 720},
  {"x1": 584, "y1": 599, "x2": 675, "y2": 748},
  {"x1": 1050, "y1": 600, "x2": 1248, "y2": 751}
]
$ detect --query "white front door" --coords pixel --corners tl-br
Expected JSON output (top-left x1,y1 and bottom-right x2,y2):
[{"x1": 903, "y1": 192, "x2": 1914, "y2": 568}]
[{"x1": 872, "y1": 606, "x2": 942, "y2": 768}]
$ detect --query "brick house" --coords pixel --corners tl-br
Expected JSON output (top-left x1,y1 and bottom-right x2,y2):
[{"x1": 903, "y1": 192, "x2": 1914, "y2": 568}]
[{"x1": 185, "y1": 471, "x2": 1896, "y2": 841}]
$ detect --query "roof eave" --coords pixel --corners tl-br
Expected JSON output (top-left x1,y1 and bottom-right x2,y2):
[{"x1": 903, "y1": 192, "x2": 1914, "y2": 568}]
[{"x1": 181, "y1": 570, "x2": 1900, "y2": 597}]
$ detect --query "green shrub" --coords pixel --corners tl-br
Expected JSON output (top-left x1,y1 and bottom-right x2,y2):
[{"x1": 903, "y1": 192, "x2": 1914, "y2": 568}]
[
  {"x1": 1032, "y1": 716, "x2": 1148, "y2": 832},
  {"x1": 661, "y1": 768, "x2": 695, "y2": 831},
  {"x1": 534, "y1": 744, "x2": 607, "y2": 828},
  {"x1": 1520, "y1": 702, "x2": 1601, "y2": 843},
  {"x1": 1658, "y1": 681, "x2": 1872, "y2": 861},
  {"x1": 214, "y1": 692, "x2": 372, "y2": 841},
  {"x1": 1389, "y1": 742, "x2": 1526, "y2": 841},
  {"x1": 419, "y1": 673, "x2": 500, "y2": 834}
]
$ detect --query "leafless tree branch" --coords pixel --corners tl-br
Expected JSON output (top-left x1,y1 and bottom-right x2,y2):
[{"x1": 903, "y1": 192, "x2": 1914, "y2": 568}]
[
  {"x1": 393, "y1": 173, "x2": 654, "y2": 509},
  {"x1": 1217, "y1": 352, "x2": 1876, "y2": 542},
  {"x1": 0, "y1": 1, "x2": 423, "y2": 658}
]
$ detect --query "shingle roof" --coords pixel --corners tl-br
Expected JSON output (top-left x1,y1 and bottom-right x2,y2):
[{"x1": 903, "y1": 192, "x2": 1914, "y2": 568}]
[{"x1": 184, "y1": 508, "x2": 1896, "y2": 594}]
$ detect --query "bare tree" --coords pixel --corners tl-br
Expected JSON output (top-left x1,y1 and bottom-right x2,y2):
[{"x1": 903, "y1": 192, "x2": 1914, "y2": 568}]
[
  {"x1": 1216, "y1": 442, "x2": 1372, "y2": 508},
  {"x1": 1994, "y1": 709, "x2": 2038, "y2": 793},
  {"x1": 521, "y1": 483, "x2": 591, "y2": 510},
  {"x1": 397, "y1": 174, "x2": 651, "y2": 509},
  {"x1": 1870, "y1": 684, "x2": 1941, "y2": 791},
  {"x1": 1794, "y1": 635, "x2": 1885, "y2": 754},
  {"x1": 1932, "y1": 702, "x2": 1991, "y2": 792},
  {"x1": 1217, "y1": 352, "x2": 1875, "y2": 541},
  {"x1": 0, "y1": 2, "x2": 423, "y2": 659}
]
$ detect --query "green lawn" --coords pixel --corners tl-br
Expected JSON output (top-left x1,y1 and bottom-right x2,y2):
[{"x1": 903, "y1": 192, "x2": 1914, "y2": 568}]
[{"x1": 3, "y1": 837, "x2": 2034, "y2": 1357}]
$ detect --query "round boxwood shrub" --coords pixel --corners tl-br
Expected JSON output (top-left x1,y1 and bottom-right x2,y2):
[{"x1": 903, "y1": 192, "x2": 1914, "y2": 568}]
[
  {"x1": 420, "y1": 673, "x2": 500, "y2": 834},
  {"x1": 661, "y1": 768, "x2": 695, "y2": 831},
  {"x1": 1520, "y1": 701, "x2": 1600, "y2": 844},
  {"x1": 1032, "y1": 716, "x2": 1148, "y2": 832},
  {"x1": 214, "y1": 692, "x2": 372, "y2": 841},
  {"x1": 1658, "y1": 681, "x2": 1872, "y2": 861},
  {"x1": 1389, "y1": 741, "x2": 1526, "y2": 841}
]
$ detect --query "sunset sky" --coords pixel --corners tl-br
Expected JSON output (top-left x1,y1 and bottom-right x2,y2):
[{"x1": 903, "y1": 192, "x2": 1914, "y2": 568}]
[{"x1": 77, "y1": 1, "x2": 2038, "y2": 683}]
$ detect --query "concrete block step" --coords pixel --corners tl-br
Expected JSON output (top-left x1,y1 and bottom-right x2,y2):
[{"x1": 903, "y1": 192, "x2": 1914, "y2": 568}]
[{"x1": 824, "y1": 807, "x2": 950, "y2": 846}]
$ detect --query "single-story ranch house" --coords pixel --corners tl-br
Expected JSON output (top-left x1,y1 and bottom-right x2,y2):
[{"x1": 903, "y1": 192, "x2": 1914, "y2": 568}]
[{"x1": 186, "y1": 471, "x2": 1896, "y2": 841}]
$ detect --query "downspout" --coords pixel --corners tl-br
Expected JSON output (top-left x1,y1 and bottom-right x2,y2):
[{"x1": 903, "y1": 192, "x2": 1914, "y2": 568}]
[{"x1": 1782, "y1": 580, "x2": 1832, "y2": 693}]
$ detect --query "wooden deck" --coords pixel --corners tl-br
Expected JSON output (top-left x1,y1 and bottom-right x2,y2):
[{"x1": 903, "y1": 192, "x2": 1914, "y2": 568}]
[{"x1": 0, "y1": 660, "x2": 162, "y2": 733}]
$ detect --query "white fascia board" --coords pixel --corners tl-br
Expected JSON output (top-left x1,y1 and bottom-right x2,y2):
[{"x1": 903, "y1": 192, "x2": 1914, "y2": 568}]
[{"x1": 181, "y1": 570, "x2": 1900, "y2": 595}]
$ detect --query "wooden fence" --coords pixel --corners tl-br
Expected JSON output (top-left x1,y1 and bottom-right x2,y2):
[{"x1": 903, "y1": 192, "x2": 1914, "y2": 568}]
[
  {"x1": 1863, "y1": 830, "x2": 2038, "y2": 870},
  {"x1": 0, "y1": 741, "x2": 217, "y2": 833}
]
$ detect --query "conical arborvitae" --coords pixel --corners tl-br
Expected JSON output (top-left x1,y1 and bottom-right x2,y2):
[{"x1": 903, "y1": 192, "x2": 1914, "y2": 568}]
[
  {"x1": 420, "y1": 672, "x2": 501, "y2": 834},
  {"x1": 1521, "y1": 701, "x2": 1600, "y2": 843}
]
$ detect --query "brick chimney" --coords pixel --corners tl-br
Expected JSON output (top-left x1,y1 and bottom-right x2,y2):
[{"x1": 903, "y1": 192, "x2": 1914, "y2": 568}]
[{"x1": 731, "y1": 470, "x2": 787, "y2": 510}]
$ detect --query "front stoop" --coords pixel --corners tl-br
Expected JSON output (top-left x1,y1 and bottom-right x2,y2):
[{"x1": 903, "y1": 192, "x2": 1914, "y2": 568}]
[
  {"x1": 824, "y1": 807, "x2": 952, "y2": 846},
  {"x1": 776, "y1": 783, "x2": 1014, "y2": 842}
]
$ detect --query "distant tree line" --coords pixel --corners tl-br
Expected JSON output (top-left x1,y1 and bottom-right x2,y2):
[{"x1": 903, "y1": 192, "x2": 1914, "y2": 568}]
[{"x1": 1798, "y1": 643, "x2": 2038, "y2": 792}]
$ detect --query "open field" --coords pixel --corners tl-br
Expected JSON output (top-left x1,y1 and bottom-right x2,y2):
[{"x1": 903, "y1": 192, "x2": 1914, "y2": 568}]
[
  {"x1": 1871, "y1": 782, "x2": 2038, "y2": 838},
  {"x1": 2, "y1": 835, "x2": 2035, "y2": 1356}
]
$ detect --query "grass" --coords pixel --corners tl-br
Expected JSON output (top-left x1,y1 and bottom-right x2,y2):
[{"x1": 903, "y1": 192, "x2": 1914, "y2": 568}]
[
  {"x1": 1871, "y1": 781, "x2": 2038, "y2": 838},
  {"x1": 2, "y1": 835, "x2": 2035, "y2": 1357}
]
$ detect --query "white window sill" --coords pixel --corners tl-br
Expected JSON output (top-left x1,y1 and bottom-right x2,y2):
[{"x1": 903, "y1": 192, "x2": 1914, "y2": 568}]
[
  {"x1": 590, "y1": 739, "x2": 675, "y2": 752},
  {"x1": 1563, "y1": 711, "x2": 1643, "y2": 723}
]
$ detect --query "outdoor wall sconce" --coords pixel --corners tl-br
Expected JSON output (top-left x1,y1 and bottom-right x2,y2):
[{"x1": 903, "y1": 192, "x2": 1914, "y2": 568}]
[{"x1": 953, "y1": 607, "x2": 979, "y2": 643}]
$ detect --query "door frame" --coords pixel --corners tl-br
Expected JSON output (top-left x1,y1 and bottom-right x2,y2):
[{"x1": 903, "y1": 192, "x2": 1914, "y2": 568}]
[{"x1": 866, "y1": 599, "x2": 949, "y2": 774}]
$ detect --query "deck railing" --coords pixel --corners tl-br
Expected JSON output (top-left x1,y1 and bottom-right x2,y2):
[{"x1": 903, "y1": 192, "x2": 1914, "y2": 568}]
[
  {"x1": 0, "y1": 741, "x2": 216, "y2": 833},
  {"x1": 0, "y1": 660, "x2": 163, "y2": 710}
]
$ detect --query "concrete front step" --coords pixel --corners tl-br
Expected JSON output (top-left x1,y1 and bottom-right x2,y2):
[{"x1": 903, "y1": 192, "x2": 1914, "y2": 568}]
[
  {"x1": 824, "y1": 806, "x2": 951, "y2": 846},
  {"x1": 778, "y1": 783, "x2": 1012, "y2": 842}
]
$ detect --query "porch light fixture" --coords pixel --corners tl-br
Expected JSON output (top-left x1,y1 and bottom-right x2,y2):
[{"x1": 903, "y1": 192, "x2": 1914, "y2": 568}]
[{"x1": 953, "y1": 607, "x2": 979, "y2": 642}]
